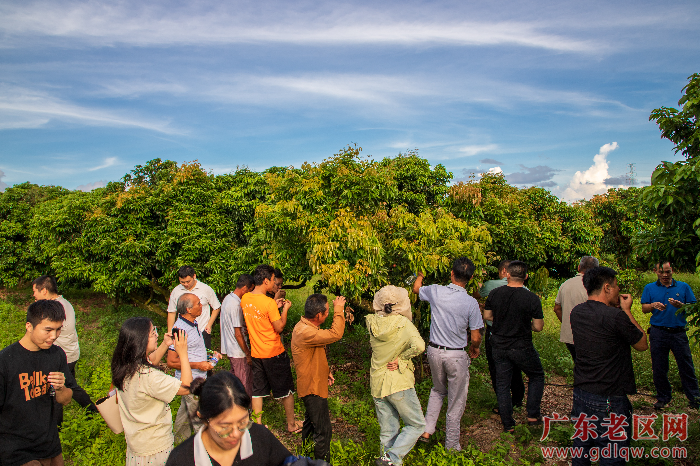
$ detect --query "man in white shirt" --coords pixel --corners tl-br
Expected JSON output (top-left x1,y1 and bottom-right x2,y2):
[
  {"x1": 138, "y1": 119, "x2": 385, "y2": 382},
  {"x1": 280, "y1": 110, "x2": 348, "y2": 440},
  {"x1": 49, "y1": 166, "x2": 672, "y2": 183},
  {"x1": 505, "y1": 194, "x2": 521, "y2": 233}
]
[
  {"x1": 553, "y1": 256, "x2": 599, "y2": 362},
  {"x1": 167, "y1": 266, "x2": 221, "y2": 352},
  {"x1": 220, "y1": 274, "x2": 256, "y2": 395},
  {"x1": 32, "y1": 275, "x2": 97, "y2": 426}
]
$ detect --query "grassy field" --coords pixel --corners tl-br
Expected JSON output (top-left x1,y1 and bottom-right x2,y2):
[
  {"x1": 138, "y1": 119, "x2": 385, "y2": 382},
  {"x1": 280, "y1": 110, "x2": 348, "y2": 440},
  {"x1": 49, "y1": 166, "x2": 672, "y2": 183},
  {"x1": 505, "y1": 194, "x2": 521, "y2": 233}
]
[{"x1": 1, "y1": 274, "x2": 699, "y2": 465}]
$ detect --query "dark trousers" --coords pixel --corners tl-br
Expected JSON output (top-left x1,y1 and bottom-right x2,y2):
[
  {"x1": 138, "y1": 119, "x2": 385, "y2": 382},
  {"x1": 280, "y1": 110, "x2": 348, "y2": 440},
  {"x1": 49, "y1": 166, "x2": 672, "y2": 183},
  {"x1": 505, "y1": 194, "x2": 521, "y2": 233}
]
[
  {"x1": 485, "y1": 326, "x2": 525, "y2": 407},
  {"x1": 649, "y1": 326, "x2": 700, "y2": 405},
  {"x1": 302, "y1": 394, "x2": 332, "y2": 461},
  {"x1": 57, "y1": 361, "x2": 97, "y2": 428},
  {"x1": 566, "y1": 343, "x2": 576, "y2": 362},
  {"x1": 492, "y1": 344, "x2": 545, "y2": 431},
  {"x1": 572, "y1": 387, "x2": 632, "y2": 466}
]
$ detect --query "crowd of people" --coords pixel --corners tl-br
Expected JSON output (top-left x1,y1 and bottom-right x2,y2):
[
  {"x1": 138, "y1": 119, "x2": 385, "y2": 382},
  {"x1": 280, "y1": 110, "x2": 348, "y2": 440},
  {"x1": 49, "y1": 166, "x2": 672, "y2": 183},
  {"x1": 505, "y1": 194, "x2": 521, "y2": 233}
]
[{"x1": 0, "y1": 257, "x2": 697, "y2": 466}]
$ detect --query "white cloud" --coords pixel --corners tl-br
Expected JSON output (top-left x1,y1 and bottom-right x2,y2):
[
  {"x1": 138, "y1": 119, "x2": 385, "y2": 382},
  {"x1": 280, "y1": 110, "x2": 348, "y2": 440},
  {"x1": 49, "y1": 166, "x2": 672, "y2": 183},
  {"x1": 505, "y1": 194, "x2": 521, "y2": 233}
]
[
  {"x1": 88, "y1": 157, "x2": 118, "y2": 171},
  {"x1": 76, "y1": 180, "x2": 107, "y2": 191},
  {"x1": 459, "y1": 144, "x2": 499, "y2": 156},
  {"x1": 0, "y1": 2, "x2": 600, "y2": 53},
  {"x1": 562, "y1": 142, "x2": 619, "y2": 201},
  {"x1": 487, "y1": 166, "x2": 503, "y2": 174},
  {"x1": 0, "y1": 84, "x2": 179, "y2": 134}
]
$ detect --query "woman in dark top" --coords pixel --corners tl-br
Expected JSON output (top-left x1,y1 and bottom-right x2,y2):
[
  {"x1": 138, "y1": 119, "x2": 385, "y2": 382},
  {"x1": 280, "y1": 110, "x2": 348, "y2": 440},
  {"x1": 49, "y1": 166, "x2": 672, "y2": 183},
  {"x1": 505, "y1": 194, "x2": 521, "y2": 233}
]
[{"x1": 166, "y1": 371, "x2": 292, "y2": 466}]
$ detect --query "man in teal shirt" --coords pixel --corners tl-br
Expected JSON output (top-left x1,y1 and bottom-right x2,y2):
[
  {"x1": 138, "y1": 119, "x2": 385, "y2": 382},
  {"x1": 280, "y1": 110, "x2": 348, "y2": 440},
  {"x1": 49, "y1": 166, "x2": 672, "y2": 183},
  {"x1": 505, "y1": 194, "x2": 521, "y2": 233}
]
[{"x1": 641, "y1": 260, "x2": 699, "y2": 409}]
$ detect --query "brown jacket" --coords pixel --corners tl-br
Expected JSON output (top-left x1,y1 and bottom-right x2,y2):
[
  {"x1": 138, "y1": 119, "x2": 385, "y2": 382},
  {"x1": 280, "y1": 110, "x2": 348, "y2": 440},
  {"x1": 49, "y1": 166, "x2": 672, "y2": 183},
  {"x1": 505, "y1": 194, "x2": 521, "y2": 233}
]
[{"x1": 291, "y1": 313, "x2": 345, "y2": 398}]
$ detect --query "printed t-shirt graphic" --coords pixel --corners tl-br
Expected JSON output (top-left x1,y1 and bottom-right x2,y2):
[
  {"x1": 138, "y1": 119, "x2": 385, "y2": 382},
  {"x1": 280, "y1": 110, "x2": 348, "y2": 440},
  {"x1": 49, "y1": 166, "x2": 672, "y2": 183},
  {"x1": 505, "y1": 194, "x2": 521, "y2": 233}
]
[
  {"x1": 241, "y1": 293, "x2": 285, "y2": 359},
  {"x1": 0, "y1": 342, "x2": 77, "y2": 466}
]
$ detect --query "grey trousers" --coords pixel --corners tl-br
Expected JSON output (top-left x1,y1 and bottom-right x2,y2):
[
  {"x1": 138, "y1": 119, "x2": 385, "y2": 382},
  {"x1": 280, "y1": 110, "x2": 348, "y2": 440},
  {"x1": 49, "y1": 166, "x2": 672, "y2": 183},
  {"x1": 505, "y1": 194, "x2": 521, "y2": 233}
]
[
  {"x1": 423, "y1": 346, "x2": 470, "y2": 451},
  {"x1": 174, "y1": 394, "x2": 204, "y2": 443}
]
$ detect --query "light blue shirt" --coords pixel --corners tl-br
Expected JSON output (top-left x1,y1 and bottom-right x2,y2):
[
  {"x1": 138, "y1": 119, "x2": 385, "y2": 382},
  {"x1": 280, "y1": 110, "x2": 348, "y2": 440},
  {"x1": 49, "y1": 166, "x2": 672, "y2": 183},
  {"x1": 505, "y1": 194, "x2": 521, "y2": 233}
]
[
  {"x1": 419, "y1": 283, "x2": 484, "y2": 348},
  {"x1": 169, "y1": 316, "x2": 208, "y2": 380}
]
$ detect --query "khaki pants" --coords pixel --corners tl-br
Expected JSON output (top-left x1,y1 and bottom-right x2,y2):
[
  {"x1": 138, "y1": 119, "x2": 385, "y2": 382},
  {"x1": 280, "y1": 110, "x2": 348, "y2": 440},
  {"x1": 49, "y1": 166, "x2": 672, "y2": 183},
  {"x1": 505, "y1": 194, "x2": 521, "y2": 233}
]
[{"x1": 174, "y1": 394, "x2": 204, "y2": 443}]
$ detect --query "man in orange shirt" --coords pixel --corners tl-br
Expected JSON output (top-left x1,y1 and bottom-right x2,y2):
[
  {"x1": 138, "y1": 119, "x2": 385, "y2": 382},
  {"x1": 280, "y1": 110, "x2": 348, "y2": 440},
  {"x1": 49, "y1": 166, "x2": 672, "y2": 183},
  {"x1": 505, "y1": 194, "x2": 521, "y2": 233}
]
[
  {"x1": 241, "y1": 264, "x2": 301, "y2": 432},
  {"x1": 291, "y1": 294, "x2": 351, "y2": 461}
]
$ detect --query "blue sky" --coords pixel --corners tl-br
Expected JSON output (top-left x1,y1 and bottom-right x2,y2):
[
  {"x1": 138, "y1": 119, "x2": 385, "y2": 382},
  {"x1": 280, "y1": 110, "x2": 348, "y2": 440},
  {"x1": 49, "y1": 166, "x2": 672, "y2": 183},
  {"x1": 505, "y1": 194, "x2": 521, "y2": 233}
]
[{"x1": 1, "y1": 0, "x2": 699, "y2": 200}]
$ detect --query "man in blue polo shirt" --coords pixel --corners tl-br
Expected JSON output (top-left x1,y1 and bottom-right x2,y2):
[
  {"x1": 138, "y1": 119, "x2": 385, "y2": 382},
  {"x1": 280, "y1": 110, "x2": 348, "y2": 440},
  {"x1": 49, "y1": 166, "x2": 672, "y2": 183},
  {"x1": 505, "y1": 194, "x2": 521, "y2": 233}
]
[
  {"x1": 641, "y1": 260, "x2": 699, "y2": 409},
  {"x1": 167, "y1": 293, "x2": 216, "y2": 441}
]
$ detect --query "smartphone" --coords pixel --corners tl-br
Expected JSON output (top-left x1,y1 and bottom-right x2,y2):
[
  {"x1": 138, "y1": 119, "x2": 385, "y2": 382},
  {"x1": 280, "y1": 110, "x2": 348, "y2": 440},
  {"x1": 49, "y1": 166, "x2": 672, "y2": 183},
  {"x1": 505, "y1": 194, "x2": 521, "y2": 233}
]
[{"x1": 172, "y1": 328, "x2": 182, "y2": 339}]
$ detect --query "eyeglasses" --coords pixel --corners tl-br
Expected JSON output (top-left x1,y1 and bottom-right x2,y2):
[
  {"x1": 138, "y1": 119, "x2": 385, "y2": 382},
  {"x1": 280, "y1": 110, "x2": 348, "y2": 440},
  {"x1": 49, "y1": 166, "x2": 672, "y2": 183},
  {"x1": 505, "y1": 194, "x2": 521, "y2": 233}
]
[
  {"x1": 150, "y1": 327, "x2": 158, "y2": 337},
  {"x1": 208, "y1": 416, "x2": 253, "y2": 438}
]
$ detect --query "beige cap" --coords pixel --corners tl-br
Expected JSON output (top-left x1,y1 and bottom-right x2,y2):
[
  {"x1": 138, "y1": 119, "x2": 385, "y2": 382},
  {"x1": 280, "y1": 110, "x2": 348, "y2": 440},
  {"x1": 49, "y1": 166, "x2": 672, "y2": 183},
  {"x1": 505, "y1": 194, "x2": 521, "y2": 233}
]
[{"x1": 373, "y1": 285, "x2": 412, "y2": 321}]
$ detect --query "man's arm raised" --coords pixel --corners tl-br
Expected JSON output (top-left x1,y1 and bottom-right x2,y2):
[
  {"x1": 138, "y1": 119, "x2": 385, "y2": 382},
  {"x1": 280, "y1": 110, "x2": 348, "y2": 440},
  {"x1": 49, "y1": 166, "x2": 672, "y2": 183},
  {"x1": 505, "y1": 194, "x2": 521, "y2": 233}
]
[
  {"x1": 620, "y1": 294, "x2": 648, "y2": 352},
  {"x1": 271, "y1": 299, "x2": 291, "y2": 334},
  {"x1": 412, "y1": 272, "x2": 424, "y2": 296}
]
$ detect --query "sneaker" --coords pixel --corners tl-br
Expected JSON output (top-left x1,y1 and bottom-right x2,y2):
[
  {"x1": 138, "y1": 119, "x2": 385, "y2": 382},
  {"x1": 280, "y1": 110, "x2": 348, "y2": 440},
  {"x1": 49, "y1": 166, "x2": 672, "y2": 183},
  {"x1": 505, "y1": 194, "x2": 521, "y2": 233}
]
[
  {"x1": 375, "y1": 455, "x2": 395, "y2": 466},
  {"x1": 653, "y1": 400, "x2": 667, "y2": 410}
]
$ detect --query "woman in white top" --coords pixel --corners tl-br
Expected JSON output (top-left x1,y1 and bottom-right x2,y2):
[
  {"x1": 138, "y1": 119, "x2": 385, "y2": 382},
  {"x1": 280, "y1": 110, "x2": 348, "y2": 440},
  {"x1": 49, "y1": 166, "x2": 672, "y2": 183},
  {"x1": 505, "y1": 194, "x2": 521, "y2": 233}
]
[{"x1": 111, "y1": 317, "x2": 194, "y2": 466}]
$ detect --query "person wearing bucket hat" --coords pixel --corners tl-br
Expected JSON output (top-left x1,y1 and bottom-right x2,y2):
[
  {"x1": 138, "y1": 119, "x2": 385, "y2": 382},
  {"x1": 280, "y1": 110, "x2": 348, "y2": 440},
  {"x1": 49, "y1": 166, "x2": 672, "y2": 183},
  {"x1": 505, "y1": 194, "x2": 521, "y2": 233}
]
[{"x1": 367, "y1": 285, "x2": 425, "y2": 466}]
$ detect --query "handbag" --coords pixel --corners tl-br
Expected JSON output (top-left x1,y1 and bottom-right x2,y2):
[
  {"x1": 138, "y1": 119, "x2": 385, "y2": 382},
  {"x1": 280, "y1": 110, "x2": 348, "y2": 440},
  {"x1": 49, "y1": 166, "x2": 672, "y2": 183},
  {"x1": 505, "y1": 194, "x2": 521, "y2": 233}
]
[{"x1": 96, "y1": 387, "x2": 124, "y2": 434}]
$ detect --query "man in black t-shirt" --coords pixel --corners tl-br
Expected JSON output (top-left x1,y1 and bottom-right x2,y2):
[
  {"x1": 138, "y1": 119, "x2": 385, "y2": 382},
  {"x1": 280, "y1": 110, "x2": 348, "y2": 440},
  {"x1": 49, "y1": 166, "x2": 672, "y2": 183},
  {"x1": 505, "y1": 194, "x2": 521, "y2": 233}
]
[
  {"x1": 569, "y1": 267, "x2": 647, "y2": 466},
  {"x1": 484, "y1": 261, "x2": 545, "y2": 432},
  {"x1": 0, "y1": 300, "x2": 77, "y2": 466}
]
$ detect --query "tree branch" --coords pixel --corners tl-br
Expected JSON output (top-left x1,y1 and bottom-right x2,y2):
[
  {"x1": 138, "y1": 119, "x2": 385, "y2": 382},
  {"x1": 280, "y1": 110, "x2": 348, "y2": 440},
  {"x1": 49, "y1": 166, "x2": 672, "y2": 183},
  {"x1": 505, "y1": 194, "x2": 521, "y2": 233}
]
[
  {"x1": 129, "y1": 293, "x2": 167, "y2": 317},
  {"x1": 282, "y1": 279, "x2": 308, "y2": 290}
]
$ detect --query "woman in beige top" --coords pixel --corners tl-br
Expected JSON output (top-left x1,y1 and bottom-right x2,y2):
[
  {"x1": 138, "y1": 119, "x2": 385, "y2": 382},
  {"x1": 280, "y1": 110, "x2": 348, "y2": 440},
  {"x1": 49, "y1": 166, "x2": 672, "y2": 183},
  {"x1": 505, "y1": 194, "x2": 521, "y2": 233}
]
[{"x1": 111, "y1": 317, "x2": 193, "y2": 466}]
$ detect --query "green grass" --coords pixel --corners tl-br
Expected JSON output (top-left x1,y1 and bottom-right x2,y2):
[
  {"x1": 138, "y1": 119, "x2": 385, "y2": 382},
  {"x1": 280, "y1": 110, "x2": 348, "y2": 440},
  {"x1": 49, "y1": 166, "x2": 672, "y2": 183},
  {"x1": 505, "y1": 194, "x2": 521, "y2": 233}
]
[{"x1": 2, "y1": 277, "x2": 700, "y2": 465}]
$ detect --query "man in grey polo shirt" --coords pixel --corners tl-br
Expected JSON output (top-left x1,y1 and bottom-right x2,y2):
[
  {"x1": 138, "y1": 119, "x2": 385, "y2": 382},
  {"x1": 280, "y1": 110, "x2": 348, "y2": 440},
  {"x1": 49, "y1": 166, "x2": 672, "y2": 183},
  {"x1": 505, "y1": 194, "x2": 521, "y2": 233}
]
[
  {"x1": 554, "y1": 256, "x2": 598, "y2": 362},
  {"x1": 167, "y1": 293, "x2": 215, "y2": 442},
  {"x1": 413, "y1": 257, "x2": 483, "y2": 451}
]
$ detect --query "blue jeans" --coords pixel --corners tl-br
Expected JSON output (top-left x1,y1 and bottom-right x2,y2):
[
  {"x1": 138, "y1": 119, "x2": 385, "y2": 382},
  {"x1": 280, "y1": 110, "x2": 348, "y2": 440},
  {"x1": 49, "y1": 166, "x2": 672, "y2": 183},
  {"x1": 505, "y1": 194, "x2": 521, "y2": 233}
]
[
  {"x1": 492, "y1": 344, "x2": 544, "y2": 431},
  {"x1": 572, "y1": 387, "x2": 632, "y2": 466},
  {"x1": 649, "y1": 326, "x2": 700, "y2": 405},
  {"x1": 373, "y1": 388, "x2": 426, "y2": 465}
]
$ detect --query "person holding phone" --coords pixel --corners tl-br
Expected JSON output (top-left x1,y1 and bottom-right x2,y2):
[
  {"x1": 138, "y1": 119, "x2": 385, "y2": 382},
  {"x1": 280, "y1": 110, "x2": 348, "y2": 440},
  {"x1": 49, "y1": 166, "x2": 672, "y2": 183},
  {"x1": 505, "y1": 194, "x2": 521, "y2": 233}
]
[
  {"x1": 641, "y1": 260, "x2": 700, "y2": 410},
  {"x1": 112, "y1": 317, "x2": 194, "y2": 466},
  {"x1": 0, "y1": 300, "x2": 77, "y2": 466}
]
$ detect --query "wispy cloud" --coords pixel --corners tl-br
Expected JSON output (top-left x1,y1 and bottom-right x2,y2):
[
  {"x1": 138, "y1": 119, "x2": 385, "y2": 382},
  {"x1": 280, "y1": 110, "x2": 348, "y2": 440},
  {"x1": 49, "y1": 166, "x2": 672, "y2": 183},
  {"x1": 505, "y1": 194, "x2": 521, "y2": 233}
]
[
  {"x1": 480, "y1": 158, "x2": 503, "y2": 164},
  {"x1": 0, "y1": 85, "x2": 179, "y2": 133},
  {"x1": 506, "y1": 164, "x2": 561, "y2": 185},
  {"x1": 459, "y1": 144, "x2": 499, "y2": 156},
  {"x1": 88, "y1": 157, "x2": 118, "y2": 172},
  {"x1": 0, "y1": 2, "x2": 601, "y2": 53}
]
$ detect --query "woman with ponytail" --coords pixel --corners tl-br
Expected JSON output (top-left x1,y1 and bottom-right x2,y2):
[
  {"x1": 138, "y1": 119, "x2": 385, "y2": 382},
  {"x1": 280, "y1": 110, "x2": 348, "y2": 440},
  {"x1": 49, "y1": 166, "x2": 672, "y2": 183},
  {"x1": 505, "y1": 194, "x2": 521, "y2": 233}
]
[
  {"x1": 111, "y1": 317, "x2": 193, "y2": 466},
  {"x1": 166, "y1": 371, "x2": 293, "y2": 466}
]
